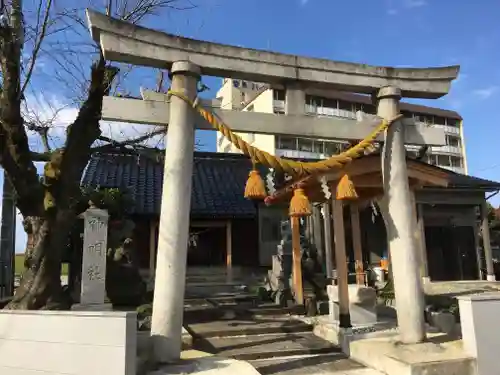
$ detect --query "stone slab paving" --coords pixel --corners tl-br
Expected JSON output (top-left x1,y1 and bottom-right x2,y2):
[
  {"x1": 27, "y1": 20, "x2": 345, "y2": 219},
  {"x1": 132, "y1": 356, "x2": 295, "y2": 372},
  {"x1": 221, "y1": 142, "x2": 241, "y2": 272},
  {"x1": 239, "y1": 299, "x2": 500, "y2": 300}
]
[
  {"x1": 250, "y1": 354, "x2": 380, "y2": 375},
  {"x1": 195, "y1": 332, "x2": 339, "y2": 360}
]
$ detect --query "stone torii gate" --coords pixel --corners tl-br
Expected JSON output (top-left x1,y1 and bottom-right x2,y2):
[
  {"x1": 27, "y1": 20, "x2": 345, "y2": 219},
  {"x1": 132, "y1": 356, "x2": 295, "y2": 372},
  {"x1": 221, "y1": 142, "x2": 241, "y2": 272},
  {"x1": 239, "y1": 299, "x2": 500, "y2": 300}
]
[{"x1": 86, "y1": 9, "x2": 459, "y2": 363}]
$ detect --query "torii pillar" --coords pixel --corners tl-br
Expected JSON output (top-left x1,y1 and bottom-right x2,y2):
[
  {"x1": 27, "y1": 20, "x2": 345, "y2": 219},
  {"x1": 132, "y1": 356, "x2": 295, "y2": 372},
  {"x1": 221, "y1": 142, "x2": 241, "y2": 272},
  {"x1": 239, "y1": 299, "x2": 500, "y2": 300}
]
[
  {"x1": 150, "y1": 61, "x2": 200, "y2": 363},
  {"x1": 378, "y1": 86, "x2": 426, "y2": 343}
]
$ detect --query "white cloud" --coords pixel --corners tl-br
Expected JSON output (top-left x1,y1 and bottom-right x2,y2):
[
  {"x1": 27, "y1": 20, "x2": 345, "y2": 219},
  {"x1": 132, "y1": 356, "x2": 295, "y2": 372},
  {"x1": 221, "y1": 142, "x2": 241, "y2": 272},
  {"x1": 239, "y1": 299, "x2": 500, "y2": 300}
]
[
  {"x1": 300, "y1": 0, "x2": 309, "y2": 5},
  {"x1": 404, "y1": 0, "x2": 427, "y2": 7},
  {"x1": 23, "y1": 93, "x2": 165, "y2": 151},
  {"x1": 5, "y1": 93, "x2": 166, "y2": 254},
  {"x1": 472, "y1": 86, "x2": 499, "y2": 99}
]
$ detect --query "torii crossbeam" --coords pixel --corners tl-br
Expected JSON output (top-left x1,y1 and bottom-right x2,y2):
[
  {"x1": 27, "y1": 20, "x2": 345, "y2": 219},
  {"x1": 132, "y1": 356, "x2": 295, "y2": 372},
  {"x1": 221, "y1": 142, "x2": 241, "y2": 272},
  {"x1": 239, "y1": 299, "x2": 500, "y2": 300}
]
[
  {"x1": 85, "y1": 9, "x2": 459, "y2": 363},
  {"x1": 102, "y1": 93, "x2": 446, "y2": 146}
]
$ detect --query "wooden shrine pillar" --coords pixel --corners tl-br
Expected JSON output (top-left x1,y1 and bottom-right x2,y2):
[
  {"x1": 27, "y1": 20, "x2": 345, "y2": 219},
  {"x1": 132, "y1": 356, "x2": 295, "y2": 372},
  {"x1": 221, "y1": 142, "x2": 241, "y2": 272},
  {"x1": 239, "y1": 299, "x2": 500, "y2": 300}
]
[
  {"x1": 291, "y1": 216, "x2": 304, "y2": 305},
  {"x1": 350, "y1": 203, "x2": 364, "y2": 285},
  {"x1": 226, "y1": 220, "x2": 233, "y2": 282},
  {"x1": 332, "y1": 199, "x2": 351, "y2": 328}
]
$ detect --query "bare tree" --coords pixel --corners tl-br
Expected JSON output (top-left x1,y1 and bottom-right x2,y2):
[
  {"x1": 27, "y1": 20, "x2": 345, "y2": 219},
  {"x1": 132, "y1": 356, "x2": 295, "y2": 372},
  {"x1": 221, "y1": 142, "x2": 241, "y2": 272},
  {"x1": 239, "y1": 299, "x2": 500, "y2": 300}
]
[{"x1": 0, "y1": 0, "x2": 195, "y2": 310}]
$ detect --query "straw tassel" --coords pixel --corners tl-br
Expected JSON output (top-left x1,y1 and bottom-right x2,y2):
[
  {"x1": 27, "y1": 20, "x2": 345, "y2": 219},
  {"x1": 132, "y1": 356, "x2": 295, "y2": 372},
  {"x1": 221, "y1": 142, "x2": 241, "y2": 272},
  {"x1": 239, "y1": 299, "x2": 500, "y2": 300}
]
[
  {"x1": 336, "y1": 174, "x2": 358, "y2": 200},
  {"x1": 289, "y1": 187, "x2": 312, "y2": 217},
  {"x1": 244, "y1": 169, "x2": 267, "y2": 200}
]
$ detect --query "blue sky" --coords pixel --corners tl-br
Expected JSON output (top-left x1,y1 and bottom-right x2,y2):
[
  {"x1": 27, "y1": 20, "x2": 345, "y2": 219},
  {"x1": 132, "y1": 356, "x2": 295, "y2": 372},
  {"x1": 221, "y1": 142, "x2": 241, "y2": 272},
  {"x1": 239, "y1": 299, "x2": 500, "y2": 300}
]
[{"x1": 2, "y1": 0, "x2": 500, "y2": 252}]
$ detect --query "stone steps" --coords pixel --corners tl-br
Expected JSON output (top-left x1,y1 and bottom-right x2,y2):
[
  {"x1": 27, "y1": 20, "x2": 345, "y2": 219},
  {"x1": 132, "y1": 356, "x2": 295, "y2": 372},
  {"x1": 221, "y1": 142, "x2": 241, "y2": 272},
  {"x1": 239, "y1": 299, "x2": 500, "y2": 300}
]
[
  {"x1": 186, "y1": 314, "x2": 314, "y2": 338},
  {"x1": 185, "y1": 295, "x2": 371, "y2": 374},
  {"x1": 194, "y1": 332, "x2": 341, "y2": 361}
]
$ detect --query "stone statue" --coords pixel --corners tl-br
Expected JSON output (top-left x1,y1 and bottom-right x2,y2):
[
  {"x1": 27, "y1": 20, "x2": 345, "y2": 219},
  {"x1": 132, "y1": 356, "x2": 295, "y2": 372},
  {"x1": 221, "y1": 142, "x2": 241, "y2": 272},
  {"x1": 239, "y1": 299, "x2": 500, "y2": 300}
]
[{"x1": 265, "y1": 218, "x2": 325, "y2": 308}]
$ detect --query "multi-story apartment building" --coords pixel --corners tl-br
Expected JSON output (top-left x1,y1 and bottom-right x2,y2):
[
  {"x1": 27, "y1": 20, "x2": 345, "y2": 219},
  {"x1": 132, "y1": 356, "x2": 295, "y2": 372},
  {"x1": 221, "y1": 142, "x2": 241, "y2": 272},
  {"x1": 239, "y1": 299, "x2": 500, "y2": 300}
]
[{"x1": 215, "y1": 78, "x2": 467, "y2": 175}]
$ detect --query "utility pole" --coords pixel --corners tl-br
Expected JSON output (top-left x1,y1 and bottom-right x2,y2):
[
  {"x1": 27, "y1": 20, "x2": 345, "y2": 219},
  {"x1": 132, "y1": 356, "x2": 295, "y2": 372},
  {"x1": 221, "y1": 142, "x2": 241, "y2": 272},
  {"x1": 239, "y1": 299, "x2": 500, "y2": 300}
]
[
  {"x1": 0, "y1": 172, "x2": 16, "y2": 298},
  {"x1": 0, "y1": 0, "x2": 23, "y2": 298}
]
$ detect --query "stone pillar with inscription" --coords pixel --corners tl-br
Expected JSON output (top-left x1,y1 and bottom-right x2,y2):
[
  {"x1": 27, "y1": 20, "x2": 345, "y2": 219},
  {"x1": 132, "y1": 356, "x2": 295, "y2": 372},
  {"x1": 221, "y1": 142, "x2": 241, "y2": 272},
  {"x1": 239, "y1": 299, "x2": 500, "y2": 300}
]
[{"x1": 72, "y1": 207, "x2": 112, "y2": 311}]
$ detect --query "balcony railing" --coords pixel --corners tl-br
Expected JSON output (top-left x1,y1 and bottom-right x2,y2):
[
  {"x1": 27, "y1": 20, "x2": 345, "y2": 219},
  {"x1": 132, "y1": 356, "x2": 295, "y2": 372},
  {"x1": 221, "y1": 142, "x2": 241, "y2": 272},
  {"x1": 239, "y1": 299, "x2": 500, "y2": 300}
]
[
  {"x1": 430, "y1": 145, "x2": 462, "y2": 155},
  {"x1": 305, "y1": 105, "x2": 357, "y2": 119},
  {"x1": 276, "y1": 149, "x2": 328, "y2": 160},
  {"x1": 433, "y1": 124, "x2": 460, "y2": 135},
  {"x1": 273, "y1": 100, "x2": 285, "y2": 111}
]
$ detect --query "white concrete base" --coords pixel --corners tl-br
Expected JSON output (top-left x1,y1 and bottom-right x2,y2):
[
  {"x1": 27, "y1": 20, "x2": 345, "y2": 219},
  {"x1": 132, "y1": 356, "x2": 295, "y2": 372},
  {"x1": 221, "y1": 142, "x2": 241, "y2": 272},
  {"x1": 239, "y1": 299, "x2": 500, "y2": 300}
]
[
  {"x1": 458, "y1": 293, "x2": 500, "y2": 375},
  {"x1": 71, "y1": 302, "x2": 113, "y2": 311},
  {"x1": 349, "y1": 334, "x2": 476, "y2": 375},
  {"x1": 327, "y1": 284, "x2": 377, "y2": 325},
  {"x1": 312, "y1": 316, "x2": 399, "y2": 347},
  {"x1": 137, "y1": 327, "x2": 193, "y2": 356},
  {"x1": 486, "y1": 274, "x2": 496, "y2": 281},
  {"x1": 0, "y1": 309, "x2": 137, "y2": 375}
]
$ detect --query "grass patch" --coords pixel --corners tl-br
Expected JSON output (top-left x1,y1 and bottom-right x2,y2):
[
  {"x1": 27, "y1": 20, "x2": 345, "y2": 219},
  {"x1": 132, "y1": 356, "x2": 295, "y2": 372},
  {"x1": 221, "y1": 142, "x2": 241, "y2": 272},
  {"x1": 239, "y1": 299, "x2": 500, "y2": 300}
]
[{"x1": 15, "y1": 254, "x2": 69, "y2": 276}]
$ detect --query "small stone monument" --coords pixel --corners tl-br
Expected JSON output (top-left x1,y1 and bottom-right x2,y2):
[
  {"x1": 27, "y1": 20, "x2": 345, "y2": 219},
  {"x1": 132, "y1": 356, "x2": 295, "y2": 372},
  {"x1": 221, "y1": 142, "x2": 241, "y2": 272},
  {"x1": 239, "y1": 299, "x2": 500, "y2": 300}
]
[{"x1": 72, "y1": 207, "x2": 112, "y2": 311}]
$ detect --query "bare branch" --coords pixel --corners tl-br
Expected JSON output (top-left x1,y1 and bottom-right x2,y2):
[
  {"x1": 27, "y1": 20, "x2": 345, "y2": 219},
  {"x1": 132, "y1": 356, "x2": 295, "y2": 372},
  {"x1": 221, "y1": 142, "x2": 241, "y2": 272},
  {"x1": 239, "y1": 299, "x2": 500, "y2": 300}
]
[{"x1": 20, "y1": 0, "x2": 53, "y2": 96}]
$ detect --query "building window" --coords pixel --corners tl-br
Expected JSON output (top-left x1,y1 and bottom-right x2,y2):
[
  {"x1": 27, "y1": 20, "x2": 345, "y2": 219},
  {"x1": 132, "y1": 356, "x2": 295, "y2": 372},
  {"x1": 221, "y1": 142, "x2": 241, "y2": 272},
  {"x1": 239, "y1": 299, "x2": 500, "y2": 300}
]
[
  {"x1": 323, "y1": 98, "x2": 337, "y2": 109},
  {"x1": 242, "y1": 81, "x2": 248, "y2": 89},
  {"x1": 426, "y1": 155, "x2": 437, "y2": 165},
  {"x1": 450, "y1": 156, "x2": 462, "y2": 168},
  {"x1": 273, "y1": 89, "x2": 285, "y2": 101},
  {"x1": 298, "y1": 138, "x2": 313, "y2": 152},
  {"x1": 312, "y1": 140, "x2": 324, "y2": 154},
  {"x1": 324, "y1": 142, "x2": 343, "y2": 156},
  {"x1": 437, "y1": 155, "x2": 451, "y2": 167},
  {"x1": 364, "y1": 104, "x2": 376, "y2": 115},
  {"x1": 446, "y1": 118, "x2": 460, "y2": 127},
  {"x1": 306, "y1": 95, "x2": 321, "y2": 107},
  {"x1": 352, "y1": 103, "x2": 364, "y2": 113},
  {"x1": 277, "y1": 136, "x2": 297, "y2": 150},
  {"x1": 338, "y1": 100, "x2": 351, "y2": 111},
  {"x1": 446, "y1": 135, "x2": 460, "y2": 148},
  {"x1": 434, "y1": 116, "x2": 446, "y2": 125}
]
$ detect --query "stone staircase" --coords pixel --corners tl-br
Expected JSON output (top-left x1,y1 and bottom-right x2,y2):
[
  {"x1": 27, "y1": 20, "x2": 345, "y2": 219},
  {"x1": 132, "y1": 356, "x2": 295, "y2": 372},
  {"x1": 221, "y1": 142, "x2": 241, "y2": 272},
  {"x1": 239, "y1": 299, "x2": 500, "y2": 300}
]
[
  {"x1": 184, "y1": 294, "x2": 367, "y2": 374},
  {"x1": 185, "y1": 266, "x2": 266, "y2": 298}
]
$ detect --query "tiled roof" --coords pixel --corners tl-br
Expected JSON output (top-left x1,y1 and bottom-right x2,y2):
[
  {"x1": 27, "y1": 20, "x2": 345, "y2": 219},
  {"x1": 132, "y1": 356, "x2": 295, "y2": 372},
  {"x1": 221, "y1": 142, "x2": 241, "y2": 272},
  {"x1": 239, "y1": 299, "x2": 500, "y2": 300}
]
[
  {"x1": 81, "y1": 152, "x2": 265, "y2": 218},
  {"x1": 440, "y1": 169, "x2": 500, "y2": 191}
]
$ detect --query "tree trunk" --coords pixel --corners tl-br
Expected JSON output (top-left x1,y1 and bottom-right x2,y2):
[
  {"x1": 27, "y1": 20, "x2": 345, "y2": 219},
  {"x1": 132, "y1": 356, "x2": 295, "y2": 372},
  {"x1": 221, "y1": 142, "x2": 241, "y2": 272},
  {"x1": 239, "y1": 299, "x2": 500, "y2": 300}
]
[{"x1": 5, "y1": 213, "x2": 75, "y2": 310}]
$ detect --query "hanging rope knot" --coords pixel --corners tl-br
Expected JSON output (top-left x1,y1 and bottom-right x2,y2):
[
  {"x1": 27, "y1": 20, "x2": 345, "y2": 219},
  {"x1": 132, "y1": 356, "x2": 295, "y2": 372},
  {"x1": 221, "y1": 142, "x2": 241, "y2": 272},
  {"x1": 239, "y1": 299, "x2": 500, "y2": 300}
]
[
  {"x1": 168, "y1": 90, "x2": 406, "y2": 200},
  {"x1": 244, "y1": 159, "x2": 267, "y2": 200},
  {"x1": 336, "y1": 174, "x2": 358, "y2": 201},
  {"x1": 289, "y1": 183, "x2": 312, "y2": 217}
]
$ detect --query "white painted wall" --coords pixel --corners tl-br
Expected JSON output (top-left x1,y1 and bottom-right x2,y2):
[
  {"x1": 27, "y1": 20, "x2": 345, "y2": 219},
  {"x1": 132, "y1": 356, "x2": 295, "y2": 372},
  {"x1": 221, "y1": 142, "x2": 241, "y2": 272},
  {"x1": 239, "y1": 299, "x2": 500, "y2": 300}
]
[{"x1": 0, "y1": 310, "x2": 137, "y2": 375}]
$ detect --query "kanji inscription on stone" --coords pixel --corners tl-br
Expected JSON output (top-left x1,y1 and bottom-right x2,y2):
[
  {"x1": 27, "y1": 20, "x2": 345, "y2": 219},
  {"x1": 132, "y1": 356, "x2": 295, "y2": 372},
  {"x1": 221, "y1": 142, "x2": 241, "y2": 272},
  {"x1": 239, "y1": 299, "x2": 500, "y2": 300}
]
[{"x1": 80, "y1": 208, "x2": 109, "y2": 305}]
